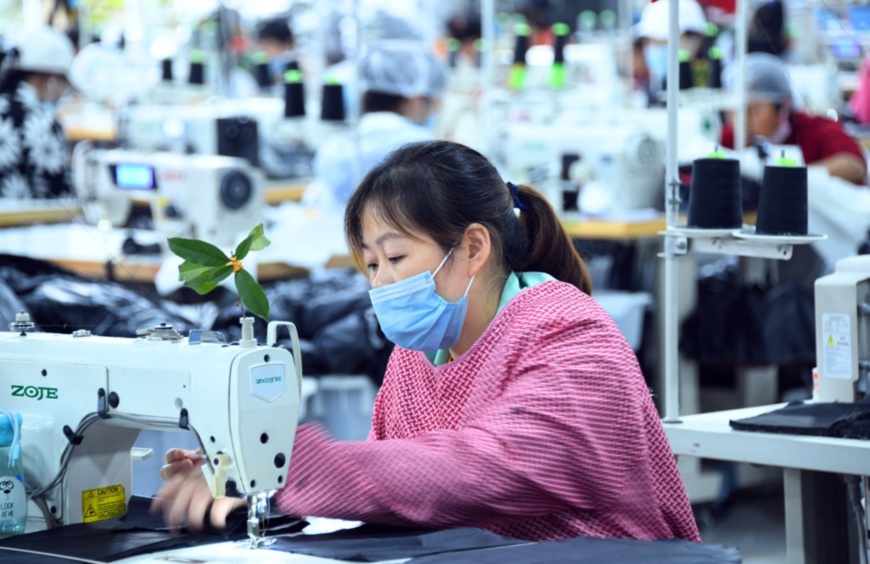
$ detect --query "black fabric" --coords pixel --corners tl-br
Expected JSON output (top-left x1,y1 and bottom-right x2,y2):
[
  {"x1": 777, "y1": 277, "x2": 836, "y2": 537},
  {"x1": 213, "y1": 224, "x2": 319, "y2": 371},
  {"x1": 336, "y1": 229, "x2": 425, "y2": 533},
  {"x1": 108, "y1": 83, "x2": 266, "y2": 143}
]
[
  {"x1": 0, "y1": 549, "x2": 90, "y2": 564},
  {"x1": 681, "y1": 263, "x2": 815, "y2": 365},
  {"x1": 0, "y1": 496, "x2": 305, "y2": 563},
  {"x1": 0, "y1": 498, "x2": 740, "y2": 564},
  {"x1": 730, "y1": 399, "x2": 870, "y2": 439},
  {"x1": 267, "y1": 525, "x2": 524, "y2": 562},
  {"x1": 410, "y1": 536, "x2": 742, "y2": 563}
]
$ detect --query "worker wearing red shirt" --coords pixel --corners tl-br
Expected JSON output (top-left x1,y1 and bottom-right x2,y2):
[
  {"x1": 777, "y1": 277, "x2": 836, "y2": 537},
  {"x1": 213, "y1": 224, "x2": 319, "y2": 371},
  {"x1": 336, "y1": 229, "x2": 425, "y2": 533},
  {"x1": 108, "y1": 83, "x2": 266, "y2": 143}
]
[{"x1": 721, "y1": 53, "x2": 867, "y2": 185}]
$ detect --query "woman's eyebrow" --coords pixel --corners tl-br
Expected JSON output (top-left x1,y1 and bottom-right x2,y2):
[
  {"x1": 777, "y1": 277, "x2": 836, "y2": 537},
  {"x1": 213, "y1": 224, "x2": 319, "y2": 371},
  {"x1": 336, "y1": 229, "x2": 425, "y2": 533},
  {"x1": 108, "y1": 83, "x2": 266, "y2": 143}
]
[{"x1": 361, "y1": 232, "x2": 407, "y2": 249}]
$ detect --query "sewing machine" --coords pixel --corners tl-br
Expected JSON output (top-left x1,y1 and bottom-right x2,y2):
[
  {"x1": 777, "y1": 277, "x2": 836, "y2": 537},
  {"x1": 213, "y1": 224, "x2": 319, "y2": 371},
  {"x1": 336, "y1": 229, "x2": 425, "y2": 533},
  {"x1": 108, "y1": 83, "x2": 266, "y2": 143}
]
[
  {"x1": 122, "y1": 103, "x2": 261, "y2": 166},
  {"x1": 122, "y1": 99, "x2": 344, "y2": 179},
  {"x1": 0, "y1": 314, "x2": 301, "y2": 546},
  {"x1": 814, "y1": 254, "x2": 870, "y2": 402},
  {"x1": 502, "y1": 117, "x2": 666, "y2": 213},
  {"x1": 73, "y1": 148, "x2": 264, "y2": 247}
]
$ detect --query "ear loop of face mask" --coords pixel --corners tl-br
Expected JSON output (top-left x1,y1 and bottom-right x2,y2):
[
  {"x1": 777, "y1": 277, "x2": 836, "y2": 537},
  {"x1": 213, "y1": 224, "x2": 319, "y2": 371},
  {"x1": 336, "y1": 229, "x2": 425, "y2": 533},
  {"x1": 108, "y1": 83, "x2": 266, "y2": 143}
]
[{"x1": 432, "y1": 247, "x2": 475, "y2": 299}]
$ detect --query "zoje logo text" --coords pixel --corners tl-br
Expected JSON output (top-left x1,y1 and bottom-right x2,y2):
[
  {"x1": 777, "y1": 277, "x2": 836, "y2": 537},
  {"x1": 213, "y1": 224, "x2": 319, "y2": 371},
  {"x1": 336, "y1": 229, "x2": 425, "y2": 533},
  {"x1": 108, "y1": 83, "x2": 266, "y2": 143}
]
[
  {"x1": 255, "y1": 377, "x2": 282, "y2": 384},
  {"x1": 10, "y1": 385, "x2": 58, "y2": 400}
]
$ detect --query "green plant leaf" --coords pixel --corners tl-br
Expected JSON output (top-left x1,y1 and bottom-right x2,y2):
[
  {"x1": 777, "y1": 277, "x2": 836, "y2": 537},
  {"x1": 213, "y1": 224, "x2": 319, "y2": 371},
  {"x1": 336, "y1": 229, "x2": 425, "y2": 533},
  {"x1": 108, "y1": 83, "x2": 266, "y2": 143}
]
[
  {"x1": 186, "y1": 265, "x2": 233, "y2": 294},
  {"x1": 248, "y1": 223, "x2": 271, "y2": 251},
  {"x1": 178, "y1": 261, "x2": 217, "y2": 282},
  {"x1": 168, "y1": 237, "x2": 229, "y2": 267},
  {"x1": 234, "y1": 224, "x2": 270, "y2": 260},
  {"x1": 190, "y1": 280, "x2": 220, "y2": 295},
  {"x1": 234, "y1": 236, "x2": 254, "y2": 261},
  {"x1": 235, "y1": 268, "x2": 269, "y2": 322}
]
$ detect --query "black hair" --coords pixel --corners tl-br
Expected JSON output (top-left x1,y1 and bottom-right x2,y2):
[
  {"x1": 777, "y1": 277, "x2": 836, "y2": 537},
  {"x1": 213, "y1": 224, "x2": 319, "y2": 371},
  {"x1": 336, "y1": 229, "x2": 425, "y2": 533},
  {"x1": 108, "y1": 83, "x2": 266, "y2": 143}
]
[
  {"x1": 257, "y1": 18, "x2": 294, "y2": 46},
  {"x1": 345, "y1": 140, "x2": 591, "y2": 294},
  {"x1": 447, "y1": 14, "x2": 482, "y2": 42},
  {"x1": 0, "y1": 69, "x2": 28, "y2": 94},
  {"x1": 362, "y1": 90, "x2": 409, "y2": 114}
]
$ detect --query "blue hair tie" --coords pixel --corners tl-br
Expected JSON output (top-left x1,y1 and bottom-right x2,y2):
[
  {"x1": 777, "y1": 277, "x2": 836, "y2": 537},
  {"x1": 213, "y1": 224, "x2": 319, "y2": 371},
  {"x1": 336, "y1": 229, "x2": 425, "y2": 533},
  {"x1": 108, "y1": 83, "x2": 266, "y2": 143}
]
[{"x1": 506, "y1": 182, "x2": 529, "y2": 211}]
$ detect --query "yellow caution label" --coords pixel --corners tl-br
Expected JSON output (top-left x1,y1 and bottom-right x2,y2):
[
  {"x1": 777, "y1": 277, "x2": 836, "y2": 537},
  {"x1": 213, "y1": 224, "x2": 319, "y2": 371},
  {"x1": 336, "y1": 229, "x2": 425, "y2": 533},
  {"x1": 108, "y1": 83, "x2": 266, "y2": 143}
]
[{"x1": 81, "y1": 484, "x2": 126, "y2": 523}]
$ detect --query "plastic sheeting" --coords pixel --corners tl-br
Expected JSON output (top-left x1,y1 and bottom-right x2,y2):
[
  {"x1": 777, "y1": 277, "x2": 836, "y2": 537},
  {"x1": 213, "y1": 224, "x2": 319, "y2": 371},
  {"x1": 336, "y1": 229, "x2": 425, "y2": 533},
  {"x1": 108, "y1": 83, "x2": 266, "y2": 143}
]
[
  {"x1": 0, "y1": 255, "x2": 392, "y2": 384},
  {"x1": 0, "y1": 256, "x2": 196, "y2": 337}
]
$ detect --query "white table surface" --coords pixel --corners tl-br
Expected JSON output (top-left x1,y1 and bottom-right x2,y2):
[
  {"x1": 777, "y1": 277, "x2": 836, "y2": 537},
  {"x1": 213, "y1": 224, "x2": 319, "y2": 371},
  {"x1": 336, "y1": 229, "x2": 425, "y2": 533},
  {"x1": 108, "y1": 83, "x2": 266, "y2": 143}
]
[{"x1": 663, "y1": 403, "x2": 870, "y2": 476}]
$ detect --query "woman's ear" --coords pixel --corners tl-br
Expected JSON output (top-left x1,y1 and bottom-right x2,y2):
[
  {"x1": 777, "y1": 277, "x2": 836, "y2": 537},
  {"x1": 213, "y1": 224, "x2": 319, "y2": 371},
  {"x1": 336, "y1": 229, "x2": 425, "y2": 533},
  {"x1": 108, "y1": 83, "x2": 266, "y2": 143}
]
[{"x1": 462, "y1": 223, "x2": 491, "y2": 277}]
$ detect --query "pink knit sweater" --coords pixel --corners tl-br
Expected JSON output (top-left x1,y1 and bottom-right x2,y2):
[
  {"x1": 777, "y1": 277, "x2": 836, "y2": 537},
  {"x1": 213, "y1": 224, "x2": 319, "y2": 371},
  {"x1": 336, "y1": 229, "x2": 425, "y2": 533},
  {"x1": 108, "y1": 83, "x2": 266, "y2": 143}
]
[{"x1": 276, "y1": 280, "x2": 700, "y2": 543}]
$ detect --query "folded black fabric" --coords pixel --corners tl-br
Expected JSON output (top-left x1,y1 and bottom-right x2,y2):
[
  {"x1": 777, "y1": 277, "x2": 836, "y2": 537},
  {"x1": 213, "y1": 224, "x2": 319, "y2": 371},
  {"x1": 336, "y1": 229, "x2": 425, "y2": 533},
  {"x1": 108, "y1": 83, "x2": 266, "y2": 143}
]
[
  {"x1": 0, "y1": 495, "x2": 304, "y2": 563},
  {"x1": 267, "y1": 524, "x2": 525, "y2": 562},
  {"x1": 730, "y1": 399, "x2": 870, "y2": 439},
  {"x1": 408, "y1": 536, "x2": 742, "y2": 564},
  {"x1": 0, "y1": 549, "x2": 94, "y2": 564}
]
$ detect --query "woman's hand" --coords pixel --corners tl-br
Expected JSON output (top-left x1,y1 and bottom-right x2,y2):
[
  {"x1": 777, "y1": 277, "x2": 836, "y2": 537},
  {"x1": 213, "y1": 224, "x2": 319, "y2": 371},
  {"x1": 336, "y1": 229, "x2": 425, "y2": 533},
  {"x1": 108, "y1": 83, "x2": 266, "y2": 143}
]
[{"x1": 150, "y1": 448, "x2": 246, "y2": 532}]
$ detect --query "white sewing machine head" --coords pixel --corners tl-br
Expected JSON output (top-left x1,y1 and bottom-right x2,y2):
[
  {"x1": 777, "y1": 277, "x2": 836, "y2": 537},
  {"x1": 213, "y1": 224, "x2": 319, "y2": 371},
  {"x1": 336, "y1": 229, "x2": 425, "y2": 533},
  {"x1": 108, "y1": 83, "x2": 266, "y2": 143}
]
[
  {"x1": 815, "y1": 254, "x2": 870, "y2": 402},
  {"x1": 0, "y1": 315, "x2": 301, "y2": 534},
  {"x1": 73, "y1": 148, "x2": 264, "y2": 247}
]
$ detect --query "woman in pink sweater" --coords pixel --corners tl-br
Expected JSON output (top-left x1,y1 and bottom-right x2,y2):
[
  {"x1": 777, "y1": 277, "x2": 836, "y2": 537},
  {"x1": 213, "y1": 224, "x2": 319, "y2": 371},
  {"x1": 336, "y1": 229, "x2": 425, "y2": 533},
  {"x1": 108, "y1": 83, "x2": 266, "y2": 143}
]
[{"x1": 153, "y1": 140, "x2": 700, "y2": 543}]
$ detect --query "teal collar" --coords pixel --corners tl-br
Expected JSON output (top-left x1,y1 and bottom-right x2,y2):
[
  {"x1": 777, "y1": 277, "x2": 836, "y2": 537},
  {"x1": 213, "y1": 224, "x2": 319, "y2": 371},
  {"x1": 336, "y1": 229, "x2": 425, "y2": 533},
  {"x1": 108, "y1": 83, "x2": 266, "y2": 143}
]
[{"x1": 428, "y1": 271, "x2": 554, "y2": 366}]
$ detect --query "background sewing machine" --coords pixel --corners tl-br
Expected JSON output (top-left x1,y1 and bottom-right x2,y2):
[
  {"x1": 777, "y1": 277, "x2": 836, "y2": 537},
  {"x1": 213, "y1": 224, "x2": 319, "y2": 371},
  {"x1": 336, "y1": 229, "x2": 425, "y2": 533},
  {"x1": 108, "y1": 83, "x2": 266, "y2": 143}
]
[
  {"x1": 73, "y1": 148, "x2": 264, "y2": 247},
  {"x1": 0, "y1": 315, "x2": 301, "y2": 543},
  {"x1": 814, "y1": 254, "x2": 870, "y2": 403},
  {"x1": 122, "y1": 104, "x2": 261, "y2": 166},
  {"x1": 496, "y1": 106, "x2": 725, "y2": 216},
  {"x1": 121, "y1": 98, "x2": 349, "y2": 180}
]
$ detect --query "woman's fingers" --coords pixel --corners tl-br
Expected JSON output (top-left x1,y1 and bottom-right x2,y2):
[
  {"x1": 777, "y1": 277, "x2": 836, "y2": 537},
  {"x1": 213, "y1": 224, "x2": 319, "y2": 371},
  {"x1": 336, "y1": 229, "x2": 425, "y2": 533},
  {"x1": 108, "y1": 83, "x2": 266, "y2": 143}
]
[
  {"x1": 164, "y1": 474, "x2": 203, "y2": 533},
  {"x1": 160, "y1": 450, "x2": 204, "y2": 480},
  {"x1": 150, "y1": 450, "x2": 246, "y2": 534},
  {"x1": 186, "y1": 480, "x2": 215, "y2": 531},
  {"x1": 150, "y1": 469, "x2": 190, "y2": 515},
  {"x1": 209, "y1": 496, "x2": 247, "y2": 530}
]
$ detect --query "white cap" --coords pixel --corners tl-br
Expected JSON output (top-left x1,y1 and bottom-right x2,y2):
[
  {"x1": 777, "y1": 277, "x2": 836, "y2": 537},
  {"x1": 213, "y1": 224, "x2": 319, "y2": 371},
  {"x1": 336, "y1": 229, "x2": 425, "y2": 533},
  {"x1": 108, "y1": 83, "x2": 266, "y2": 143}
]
[
  {"x1": 636, "y1": 0, "x2": 707, "y2": 41},
  {"x1": 725, "y1": 52, "x2": 793, "y2": 103},
  {"x1": 10, "y1": 27, "x2": 74, "y2": 76},
  {"x1": 360, "y1": 40, "x2": 446, "y2": 99}
]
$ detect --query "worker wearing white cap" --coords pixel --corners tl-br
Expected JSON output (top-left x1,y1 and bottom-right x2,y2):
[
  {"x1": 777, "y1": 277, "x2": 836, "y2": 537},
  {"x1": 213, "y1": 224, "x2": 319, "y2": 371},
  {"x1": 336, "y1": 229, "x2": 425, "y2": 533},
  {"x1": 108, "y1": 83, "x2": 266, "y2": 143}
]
[
  {"x1": 635, "y1": 0, "x2": 707, "y2": 91},
  {"x1": 305, "y1": 40, "x2": 447, "y2": 211},
  {"x1": 0, "y1": 26, "x2": 75, "y2": 199},
  {"x1": 721, "y1": 53, "x2": 866, "y2": 184}
]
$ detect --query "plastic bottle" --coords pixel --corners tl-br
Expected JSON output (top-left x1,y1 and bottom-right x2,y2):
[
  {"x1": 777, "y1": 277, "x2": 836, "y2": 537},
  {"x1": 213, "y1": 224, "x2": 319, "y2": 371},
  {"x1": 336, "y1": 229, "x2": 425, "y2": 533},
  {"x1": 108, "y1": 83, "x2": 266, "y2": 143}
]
[{"x1": 0, "y1": 409, "x2": 26, "y2": 537}]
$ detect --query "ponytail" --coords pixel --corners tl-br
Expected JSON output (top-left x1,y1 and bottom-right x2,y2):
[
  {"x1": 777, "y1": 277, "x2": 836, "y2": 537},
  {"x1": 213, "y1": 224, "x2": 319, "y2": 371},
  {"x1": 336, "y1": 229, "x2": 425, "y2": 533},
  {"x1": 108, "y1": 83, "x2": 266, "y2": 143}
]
[{"x1": 512, "y1": 184, "x2": 592, "y2": 294}]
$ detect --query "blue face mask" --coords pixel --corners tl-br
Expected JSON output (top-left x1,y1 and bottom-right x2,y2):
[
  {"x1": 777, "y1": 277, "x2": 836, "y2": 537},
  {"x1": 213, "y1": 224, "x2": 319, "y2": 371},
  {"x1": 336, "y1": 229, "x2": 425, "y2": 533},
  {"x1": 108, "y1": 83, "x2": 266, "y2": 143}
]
[
  {"x1": 644, "y1": 44, "x2": 669, "y2": 85},
  {"x1": 369, "y1": 249, "x2": 474, "y2": 353}
]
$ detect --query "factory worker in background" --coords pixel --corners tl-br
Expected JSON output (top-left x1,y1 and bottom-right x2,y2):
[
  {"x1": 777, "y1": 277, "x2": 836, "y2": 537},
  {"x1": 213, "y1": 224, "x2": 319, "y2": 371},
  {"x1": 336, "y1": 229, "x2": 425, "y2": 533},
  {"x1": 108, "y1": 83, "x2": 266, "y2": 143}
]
[
  {"x1": 256, "y1": 16, "x2": 297, "y2": 85},
  {"x1": 303, "y1": 40, "x2": 446, "y2": 212},
  {"x1": 154, "y1": 140, "x2": 700, "y2": 544},
  {"x1": 0, "y1": 26, "x2": 75, "y2": 199},
  {"x1": 721, "y1": 53, "x2": 867, "y2": 185},
  {"x1": 635, "y1": 0, "x2": 708, "y2": 96}
]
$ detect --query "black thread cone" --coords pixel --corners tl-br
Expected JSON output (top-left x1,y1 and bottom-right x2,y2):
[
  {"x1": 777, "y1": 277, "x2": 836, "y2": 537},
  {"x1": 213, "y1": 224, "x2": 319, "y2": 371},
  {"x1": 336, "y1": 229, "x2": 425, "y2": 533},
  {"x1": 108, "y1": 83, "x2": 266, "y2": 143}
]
[
  {"x1": 679, "y1": 60, "x2": 694, "y2": 90},
  {"x1": 321, "y1": 83, "x2": 345, "y2": 121},
  {"x1": 188, "y1": 61, "x2": 205, "y2": 85},
  {"x1": 687, "y1": 158, "x2": 742, "y2": 228},
  {"x1": 756, "y1": 165, "x2": 808, "y2": 235},
  {"x1": 284, "y1": 81, "x2": 305, "y2": 118},
  {"x1": 513, "y1": 34, "x2": 529, "y2": 65},
  {"x1": 709, "y1": 57, "x2": 722, "y2": 88},
  {"x1": 161, "y1": 58, "x2": 173, "y2": 82},
  {"x1": 255, "y1": 62, "x2": 271, "y2": 88}
]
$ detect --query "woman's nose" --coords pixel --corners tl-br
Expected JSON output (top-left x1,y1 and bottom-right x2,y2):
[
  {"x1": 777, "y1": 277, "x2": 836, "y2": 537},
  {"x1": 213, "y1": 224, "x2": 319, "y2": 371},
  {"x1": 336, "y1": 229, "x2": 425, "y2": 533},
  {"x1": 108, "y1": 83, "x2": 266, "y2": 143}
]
[{"x1": 371, "y1": 269, "x2": 395, "y2": 289}]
